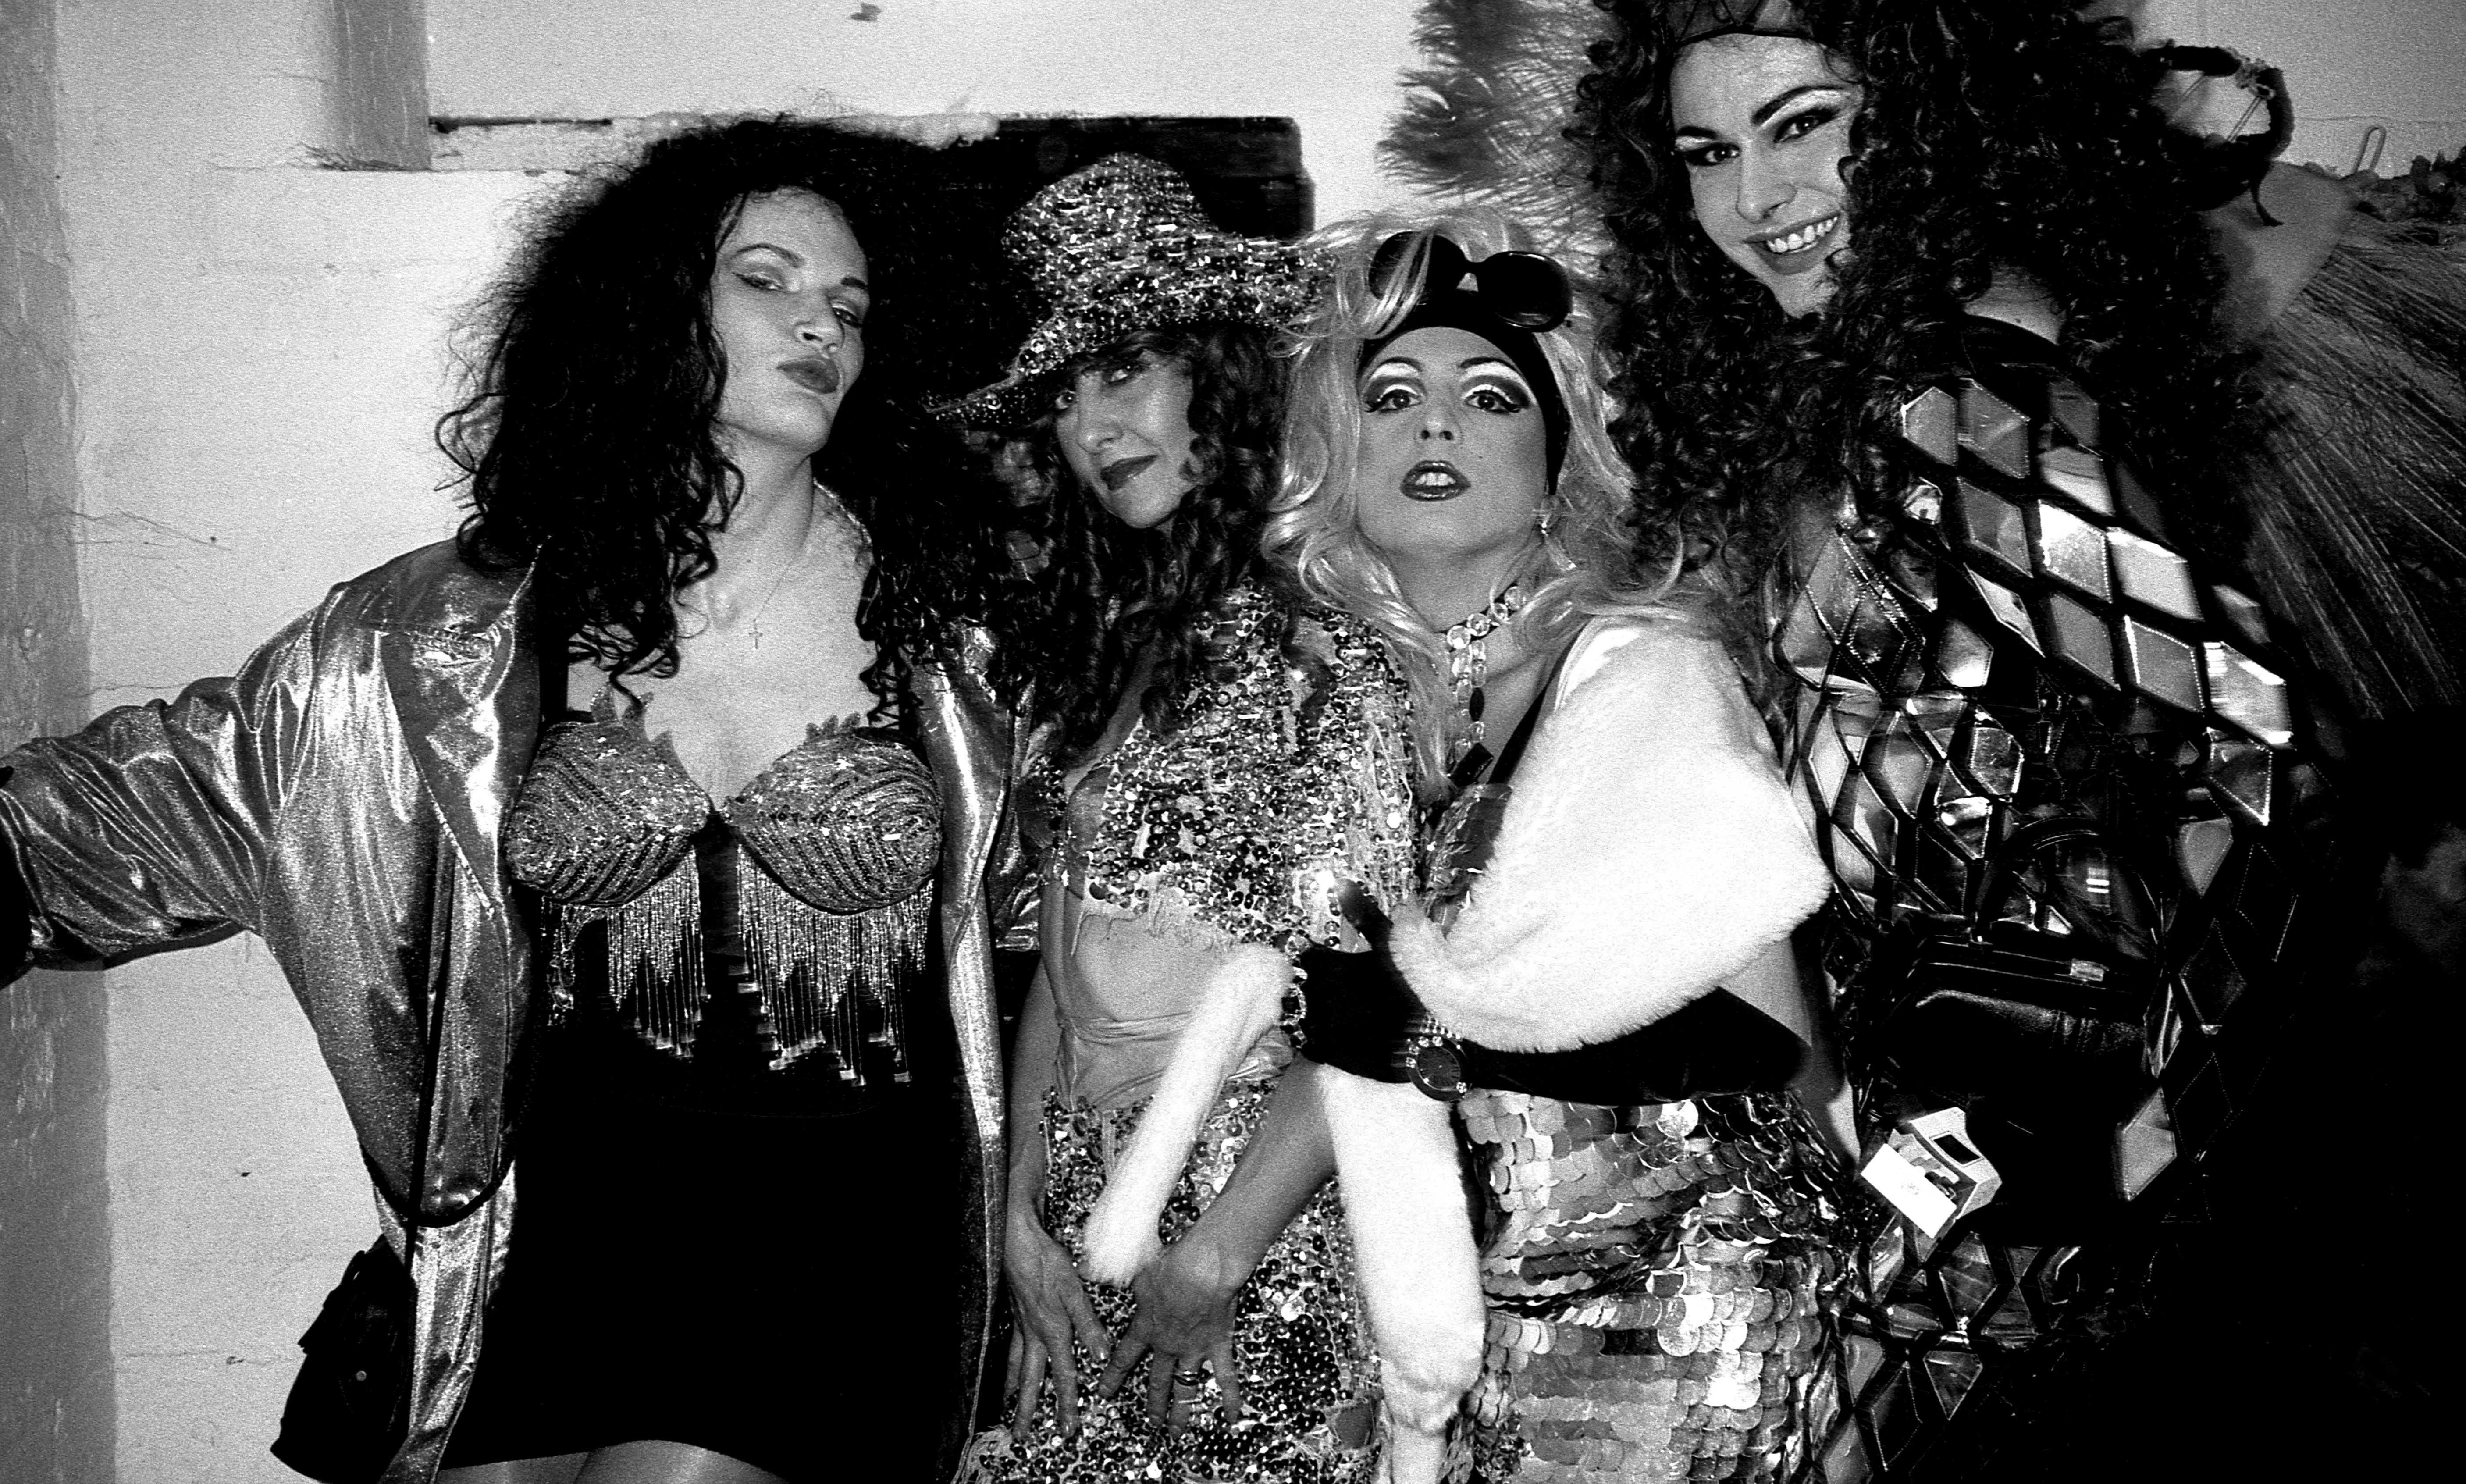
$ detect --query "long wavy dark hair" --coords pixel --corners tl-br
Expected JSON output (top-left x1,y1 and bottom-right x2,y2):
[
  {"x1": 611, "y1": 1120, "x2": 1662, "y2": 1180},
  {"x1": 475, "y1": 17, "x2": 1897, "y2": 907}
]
[
  {"x1": 444, "y1": 117, "x2": 1001, "y2": 718},
  {"x1": 1580, "y1": 0, "x2": 2250, "y2": 594},
  {"x1": 985, "y1": 324, "x2": 1286, "y2": 755}
]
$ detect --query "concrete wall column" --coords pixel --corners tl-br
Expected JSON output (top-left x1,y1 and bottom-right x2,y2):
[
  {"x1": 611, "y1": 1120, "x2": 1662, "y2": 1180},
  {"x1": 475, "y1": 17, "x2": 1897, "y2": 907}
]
[{"x1": 2, "y1": 0, "x2": 113, "y2": 1476}]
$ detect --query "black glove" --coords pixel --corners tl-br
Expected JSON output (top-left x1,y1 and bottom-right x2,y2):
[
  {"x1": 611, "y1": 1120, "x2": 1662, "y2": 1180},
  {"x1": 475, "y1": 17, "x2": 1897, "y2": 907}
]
[{"x1": 1297, "y1": 927, "x2": 1804, "y2": 1104}]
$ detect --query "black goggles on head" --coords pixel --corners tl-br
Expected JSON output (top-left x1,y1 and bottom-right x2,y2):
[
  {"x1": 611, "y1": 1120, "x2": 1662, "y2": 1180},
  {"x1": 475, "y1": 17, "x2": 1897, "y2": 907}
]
[
  {"x1": 1359, "y1": 233, "x2": 1576, "y2": 486},
  {"x1": 1368, "y1": 233, "x2": 1573, "y2": 333}
]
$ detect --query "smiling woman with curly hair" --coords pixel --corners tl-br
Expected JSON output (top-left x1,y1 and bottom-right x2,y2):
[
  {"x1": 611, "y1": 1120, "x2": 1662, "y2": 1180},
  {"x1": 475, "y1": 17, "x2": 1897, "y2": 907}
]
[
  {"x1": 1572, "y1": 3, "x2": 2448, "y2": 1480},
  {"x1": 1583, "y1": 0, "x2": 2247, "y2": 592}
]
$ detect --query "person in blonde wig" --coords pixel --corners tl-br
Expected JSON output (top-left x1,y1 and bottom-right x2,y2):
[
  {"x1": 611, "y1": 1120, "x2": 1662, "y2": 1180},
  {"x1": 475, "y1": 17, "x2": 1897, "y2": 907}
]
[
  {"x1": 1267, "y1": 210, "x2": 1663, "y2": 792},
  {"x1": 1260, "y1": 211, "x2": 1849, "y2": 1483}
]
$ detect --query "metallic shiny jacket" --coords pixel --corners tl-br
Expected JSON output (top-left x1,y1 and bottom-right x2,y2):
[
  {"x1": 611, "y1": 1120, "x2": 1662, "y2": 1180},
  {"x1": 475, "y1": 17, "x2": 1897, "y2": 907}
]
[{"x1": 0, "y1": 541, "x2": 1025, "y2": 1480}]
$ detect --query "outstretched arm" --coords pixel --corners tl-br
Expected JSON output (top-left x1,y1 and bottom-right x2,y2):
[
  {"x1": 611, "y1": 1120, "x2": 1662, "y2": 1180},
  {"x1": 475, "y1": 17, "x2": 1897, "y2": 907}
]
[{"x1": 0, "y1": 609, "x2": 321, "y2": 981}]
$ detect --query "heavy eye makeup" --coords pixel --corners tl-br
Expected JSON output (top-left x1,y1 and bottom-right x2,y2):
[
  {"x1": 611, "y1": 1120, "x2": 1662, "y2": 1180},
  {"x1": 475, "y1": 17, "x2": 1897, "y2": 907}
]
[
  {"x1": 725, "y1": 247, "x2": 867, "y2": 327},
  {"x1": 1054, "y1": 349, "x2": 1160, "y2": 413},
  {"x1": 1674, "y1": 85, "x2": 1855, "y2": 171},
  {"x1": 1360, "y1": 360, "x2": 1534, "y2": 415},
  {"x1": 1676, "y1": 137, "x2": 1737, "y2": 171},
  {"x1": 1360, "y1": 363, "x2": 1422, "y2": 414},
  {"x1": 1773, "y1": 100, "x2": 1846, "y2": 144},
  {"x1": 1460, "y1": 368, "x2": 1533, "y2": 415}
]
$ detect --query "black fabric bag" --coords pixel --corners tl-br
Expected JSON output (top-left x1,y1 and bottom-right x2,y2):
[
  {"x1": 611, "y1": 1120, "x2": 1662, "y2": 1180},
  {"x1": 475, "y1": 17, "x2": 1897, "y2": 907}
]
[
  {"x1": 1857, "y1": 816, "x2": 2166, "y2": 1219},
  {"x1": 270, "y1": 1236, "x2": 414, "y2": 1483},
  {"x1": 1861, "y1": 815, "x2": 2158, "y2": 1114}
]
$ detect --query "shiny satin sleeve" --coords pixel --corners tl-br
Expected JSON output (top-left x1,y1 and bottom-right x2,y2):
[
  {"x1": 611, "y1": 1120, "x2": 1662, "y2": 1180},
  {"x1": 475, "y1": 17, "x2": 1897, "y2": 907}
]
[
  {"x1": 0, "y1": 608, "x2": 319, "y2": 975},
  {"x1": 986, "y1": 709, "x2": 1060, "y2": 954}
]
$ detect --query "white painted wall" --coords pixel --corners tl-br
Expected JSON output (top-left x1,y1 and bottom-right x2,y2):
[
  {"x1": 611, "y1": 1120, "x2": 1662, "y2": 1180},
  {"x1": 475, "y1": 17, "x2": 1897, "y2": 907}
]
[
  {"x1": 2132, "y1": 0, "x2": 2465, "y2": 171},
  {"x1": 427, "y1": 0, "x2": 1432, "y2": 221}
]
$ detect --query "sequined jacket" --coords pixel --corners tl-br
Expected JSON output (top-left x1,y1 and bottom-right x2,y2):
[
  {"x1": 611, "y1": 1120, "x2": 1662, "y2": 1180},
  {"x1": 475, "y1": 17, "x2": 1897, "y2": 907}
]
[
  {"x1": 1774, "y1": 317, "x2": 2368, "y2": 1472},
  {"x1": 1775, "y1": 319, "x2": 2340, "y2": 1137},
  {"x1": 0, "y1": 540, "x2": 1021, "y2": 1481}
]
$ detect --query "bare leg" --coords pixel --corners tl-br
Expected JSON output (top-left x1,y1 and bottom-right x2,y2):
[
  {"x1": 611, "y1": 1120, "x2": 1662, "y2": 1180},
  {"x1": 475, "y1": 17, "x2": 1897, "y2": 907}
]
[
  {"x1": 439, "y1": 1456, "x2": 587, "y2": 1484},
  {"x1": 573, "y1": 1441, "x2": 789, "y2": 1484},
  {"x1": 441, "y1": 1445, "x2": 785, "y2": 1484}
]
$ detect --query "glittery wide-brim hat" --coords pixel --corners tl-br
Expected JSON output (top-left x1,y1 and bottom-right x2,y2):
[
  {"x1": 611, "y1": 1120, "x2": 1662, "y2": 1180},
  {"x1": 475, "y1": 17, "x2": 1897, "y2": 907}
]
[{"x1": 935, "y1": 153, "x2": 1326, "y2": 426}]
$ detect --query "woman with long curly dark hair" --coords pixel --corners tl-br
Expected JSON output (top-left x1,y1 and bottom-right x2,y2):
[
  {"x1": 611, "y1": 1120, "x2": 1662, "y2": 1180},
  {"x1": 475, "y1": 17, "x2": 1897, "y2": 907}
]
[
  {"x1": 2, "y1": 117, "x2": 1018, "y2": 1484},
  {"x1": 1566, "y1": 2, "x2": 2438, "y2": 1478},
  {"x1": 982, "y1": 320, "x2": 1284, "y2": 756},
  {"x1": 944, "y1": 156, "x2": 1412, "y2": 1484},
  {"x1": 1586, "y1": 0, "x2": 2250, "y2": 591}
]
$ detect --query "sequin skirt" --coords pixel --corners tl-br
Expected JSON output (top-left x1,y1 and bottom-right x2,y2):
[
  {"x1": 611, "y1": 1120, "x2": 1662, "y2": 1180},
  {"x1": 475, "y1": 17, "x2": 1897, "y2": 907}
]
[
  {"x1": 962, "y1": 1080, "x2": 1380, "y2": 1484},
  {"x1": 1451, "y1": 1090, "x2": 1845, "y2": 1484}
]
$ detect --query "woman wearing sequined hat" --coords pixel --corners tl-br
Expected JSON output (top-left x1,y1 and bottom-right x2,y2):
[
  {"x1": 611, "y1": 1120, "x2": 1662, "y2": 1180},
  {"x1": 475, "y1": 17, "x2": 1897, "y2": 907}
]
[
  {"x1": 1262, "y1": 210, "x2": 1844, "y2": 1484},
  {"x1": 946, "y1": 155, "x2": 1413, "y2": 1484},
  {"x1": 1, "y1": 118, "x2": 1018, "y2": 1484}
]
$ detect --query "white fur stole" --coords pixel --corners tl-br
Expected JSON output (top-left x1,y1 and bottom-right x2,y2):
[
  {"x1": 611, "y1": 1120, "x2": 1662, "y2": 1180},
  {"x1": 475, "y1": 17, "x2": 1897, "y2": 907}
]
[
  {"x1": 1391, "y1": 616, "x2": 1828, "y2": 1052},
  {"x1": 1321, "y1": 1064, "x2": 1485, "y2": 1484},
  {"x1": 1076, "y1": 942, "x2": 1290, "y2": 1286}
]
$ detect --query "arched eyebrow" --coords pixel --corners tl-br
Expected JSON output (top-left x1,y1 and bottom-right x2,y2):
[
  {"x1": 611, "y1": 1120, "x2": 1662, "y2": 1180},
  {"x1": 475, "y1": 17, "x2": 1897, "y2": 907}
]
[
  {"x1": 1362, "y1": 355, "x2": 1426, "y2": 377},
  {"x1": 1751, "y1": 82, "x2": 1853, "y2": 127},
  {"x1": 726, "y1": 240, "x2": 870, "y2": 293}
]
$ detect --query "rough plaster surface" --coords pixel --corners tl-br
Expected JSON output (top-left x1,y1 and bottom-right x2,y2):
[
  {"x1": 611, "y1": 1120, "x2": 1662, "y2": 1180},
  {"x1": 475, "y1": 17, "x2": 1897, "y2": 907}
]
[
  {"x1": 2, "y1": 1, "x2": 114, "y2": 1481},
  {"x1": 103, "y1": 941, "x2": 378, "y2": 1484},
  {"x1": 2, "y1": 0, "x2": 85, "y2": 750},
  {"x1": 427, "y1": 0, "x2": 1431, "y2": 220},
  {"x1": 2132, "y1": 0, "x2": 2465, "y2": 169}
]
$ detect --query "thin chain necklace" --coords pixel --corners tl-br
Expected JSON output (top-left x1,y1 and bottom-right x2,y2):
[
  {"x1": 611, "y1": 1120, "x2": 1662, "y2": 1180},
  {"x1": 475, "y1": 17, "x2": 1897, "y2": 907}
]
[
  {"x1": 744, "y1": 479, "x2": 862, "y2": 650},
  {"x1": 1443, "y1": 579, "x2": 1527, "y2": 783}
]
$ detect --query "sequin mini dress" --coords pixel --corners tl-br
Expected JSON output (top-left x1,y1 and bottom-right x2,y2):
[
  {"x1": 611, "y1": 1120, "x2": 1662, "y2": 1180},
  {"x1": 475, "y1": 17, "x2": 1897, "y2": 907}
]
[
  {"x1": 1450, "y1": 1091, "x2": 1841, "y2": 1484},
  {"x1": 962, "y1": 584, "x2": 1418, "y2": 1484},
  {"x1": 1421, "y1": 639, "x2": 1843, "y2": 1484},
  {"x1": 441, "y1": 691, "x2": 962, "y2": 1479}
]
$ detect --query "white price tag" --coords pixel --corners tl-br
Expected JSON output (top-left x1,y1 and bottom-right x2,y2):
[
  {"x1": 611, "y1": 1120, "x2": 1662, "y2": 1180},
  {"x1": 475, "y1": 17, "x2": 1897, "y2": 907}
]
[{"x1": 1860, "y1": 1142, "x2": 1959, "y2": 1237}]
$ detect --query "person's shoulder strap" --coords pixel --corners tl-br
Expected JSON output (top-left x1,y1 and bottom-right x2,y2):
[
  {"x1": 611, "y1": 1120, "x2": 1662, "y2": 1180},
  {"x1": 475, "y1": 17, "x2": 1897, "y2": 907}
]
[{"x1": 1487, "y1": 633, "x2": 1579, "y2": 786}]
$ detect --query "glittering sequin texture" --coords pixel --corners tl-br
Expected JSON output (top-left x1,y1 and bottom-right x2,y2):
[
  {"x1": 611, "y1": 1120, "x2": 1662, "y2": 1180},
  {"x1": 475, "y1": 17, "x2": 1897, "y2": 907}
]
[
  {"x1": 508, "y1": 702, "x2": 938, "y2": 1079},
  {"x1": 1451, "y1": 1092, "x2": 1843, "y2": 1484},
  {"x1": 963, "y1": 1084, "x2": 1379, "y2": 1484},
  {"x1": 1051, "y1": 583, "x2": 1420, "y2": 954}
]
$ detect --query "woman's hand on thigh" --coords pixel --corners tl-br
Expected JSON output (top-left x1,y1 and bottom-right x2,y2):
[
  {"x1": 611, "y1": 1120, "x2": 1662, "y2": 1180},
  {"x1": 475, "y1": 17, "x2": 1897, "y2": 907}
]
[
  {"x1": 1100, "y1": 1232, "x2": 1243, "y2": 1433},
  {"x1": 1002, "y1": 1212, "x2": 1110, "y2": 1438}
]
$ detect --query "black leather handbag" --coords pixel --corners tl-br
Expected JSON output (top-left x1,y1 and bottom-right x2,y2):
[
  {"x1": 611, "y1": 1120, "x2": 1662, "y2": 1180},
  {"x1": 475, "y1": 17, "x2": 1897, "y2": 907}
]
[
  {"x1": 1858, "y1": 815, "x2": 2165, "y2": 1217},
  {"x1": 269, "y1": 1235, "x2": 414, "y2": 1483}
]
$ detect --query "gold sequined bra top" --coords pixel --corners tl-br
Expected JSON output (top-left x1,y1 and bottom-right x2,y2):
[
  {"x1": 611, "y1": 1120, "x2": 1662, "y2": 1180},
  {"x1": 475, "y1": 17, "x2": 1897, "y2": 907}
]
[{"x1": 506, "y1": 693, "x2": 942, "y2": 1099}]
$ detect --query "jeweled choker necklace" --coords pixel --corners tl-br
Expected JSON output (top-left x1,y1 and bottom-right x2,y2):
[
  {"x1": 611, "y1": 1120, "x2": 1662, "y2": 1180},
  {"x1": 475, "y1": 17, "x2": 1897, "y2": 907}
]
[{"x1": 1443, "y1": 580, "x2": 1527, "y2": 785}]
